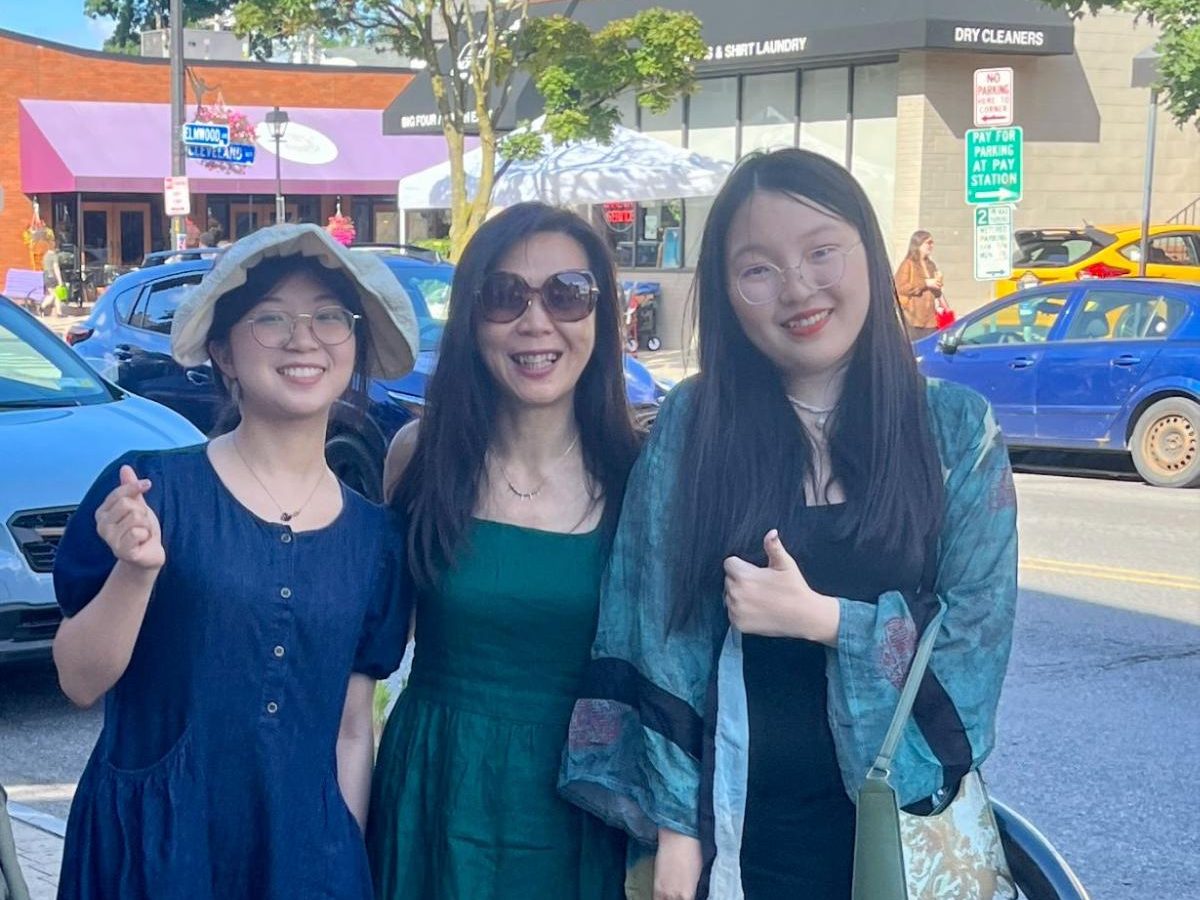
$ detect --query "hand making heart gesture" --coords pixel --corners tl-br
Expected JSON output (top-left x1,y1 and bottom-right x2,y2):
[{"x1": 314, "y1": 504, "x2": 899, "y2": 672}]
[
  {"x1": 723, "y1": 530, "x2": 840, "y2": 644},
  {"x1": 94, "y1": 465, "x2": 165, "y2": 572}
]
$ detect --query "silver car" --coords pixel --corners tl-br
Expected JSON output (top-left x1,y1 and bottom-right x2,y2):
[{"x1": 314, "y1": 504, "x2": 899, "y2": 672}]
[{"x1": 0, "y1": 296, "x2": 202, "y2": 663}]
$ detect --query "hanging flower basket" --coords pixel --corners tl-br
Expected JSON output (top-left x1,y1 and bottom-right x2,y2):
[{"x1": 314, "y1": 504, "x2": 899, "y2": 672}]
[
  {"x1": 326, "y1": 210, "x2": 356, "y2": 247},
  {"x1": 192, "y1": 93, "x2": 257, "y2": 175},
  {"x1": 22, "y1": 211, "x2": 55, "y2": 267}
]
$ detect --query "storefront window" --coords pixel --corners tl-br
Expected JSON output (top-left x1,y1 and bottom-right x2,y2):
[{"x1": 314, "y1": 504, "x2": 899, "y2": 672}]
[
  {"x1": 743, "y1": 72, "x2": 797, "y2": 155},
  {"x1": 852, "y1": 63, "x2": 899, "y2": 247},
  {"x1": 689, "y1": 77, "x2": 738, "y2": 163},
  {"x1": 799, "y1": 67, "x2": 849, "y2": 165},
  {"x1": 599, "y1": 201, "x2": 683, "y2": 269},
  {"x1": 642, "y1": 98, "x2": 683, "y2": 148}
]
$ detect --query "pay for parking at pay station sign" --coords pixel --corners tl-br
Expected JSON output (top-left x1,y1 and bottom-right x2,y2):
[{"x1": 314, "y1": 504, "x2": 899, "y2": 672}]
[{"x1": 974, "y1": 205, "x2": 1013, "y2": 282}]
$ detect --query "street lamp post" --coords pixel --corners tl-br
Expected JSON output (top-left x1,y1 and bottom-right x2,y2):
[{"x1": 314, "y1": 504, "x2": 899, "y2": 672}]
[{"x1": 265, "y1": 106, "x2": 290, "y2": 225}]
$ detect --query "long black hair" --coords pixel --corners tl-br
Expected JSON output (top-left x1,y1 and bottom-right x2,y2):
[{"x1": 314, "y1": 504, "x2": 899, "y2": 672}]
[
  {"x1": 672, "y1": 148, "x2": 944, "y2": 630},
  {"x1": 205, "y1": 254, "x2": 372, "y2": 436},
  {"x1": 395, "y1": 203, "x2": 641, "y2": 591}
]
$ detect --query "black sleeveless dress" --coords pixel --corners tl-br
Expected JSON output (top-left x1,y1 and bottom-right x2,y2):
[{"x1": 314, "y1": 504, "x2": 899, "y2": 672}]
[{"x1": 739, "y1": 504, "x2": 922, "y2": 899}]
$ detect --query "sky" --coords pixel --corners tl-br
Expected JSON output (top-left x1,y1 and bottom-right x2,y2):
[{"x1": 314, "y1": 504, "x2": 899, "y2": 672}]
[{"x1": 0, "y1": 0, "x2": 116, "y2": 49}]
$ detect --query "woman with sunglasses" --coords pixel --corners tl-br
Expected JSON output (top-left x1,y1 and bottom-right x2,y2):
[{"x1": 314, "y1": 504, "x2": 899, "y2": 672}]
[
  {"x1": 51, "y1": 225, "x2": 417, "y2": 899},
  {"x1": 366, "y1": 203, "x2": 639, "y2": 900},
  {"x1": 561, "y1": 150, "x2": 1017, "y2": 899}
]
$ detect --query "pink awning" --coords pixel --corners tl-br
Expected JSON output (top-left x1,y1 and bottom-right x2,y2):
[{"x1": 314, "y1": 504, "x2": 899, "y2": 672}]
[{"x1": 19, "y1": 99, "x2": 460, "y2": 195}]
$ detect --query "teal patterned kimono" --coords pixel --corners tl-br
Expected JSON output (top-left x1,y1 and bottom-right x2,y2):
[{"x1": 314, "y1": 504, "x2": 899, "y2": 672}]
[{"x1": 559, "y1": 376, "x2": 1017, "y2": 898}]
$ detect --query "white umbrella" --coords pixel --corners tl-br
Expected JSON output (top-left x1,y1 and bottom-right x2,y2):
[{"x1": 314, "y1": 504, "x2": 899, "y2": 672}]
[{"x1": 397, "y1": 121, "x2": 732, "y2": 209}]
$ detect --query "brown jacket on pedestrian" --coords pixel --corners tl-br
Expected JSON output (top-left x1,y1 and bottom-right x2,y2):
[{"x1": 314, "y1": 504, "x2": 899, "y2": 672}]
[{"x1": 894, "y1": 257, "x2": 941, "y2": 329}]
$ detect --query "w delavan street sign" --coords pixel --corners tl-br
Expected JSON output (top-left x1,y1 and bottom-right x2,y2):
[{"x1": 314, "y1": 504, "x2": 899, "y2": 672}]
[
  {"x1": 966, "y1": 126, "x2": 1023, "y2": 205},
  {"x1": 186, "y1": 143, "x2": 256, "y2": 164}
]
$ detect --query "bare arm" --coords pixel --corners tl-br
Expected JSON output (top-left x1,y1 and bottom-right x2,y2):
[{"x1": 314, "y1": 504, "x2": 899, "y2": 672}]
[
  {"x1": 53, "y1": 466, "x2": 165, "y2": 708},
  {"x1": 336, "y1": 673, "x2": 377, "y2": 832},
  {"x1": 382, "y1": 420, "x2": 420, "y2": 503}
]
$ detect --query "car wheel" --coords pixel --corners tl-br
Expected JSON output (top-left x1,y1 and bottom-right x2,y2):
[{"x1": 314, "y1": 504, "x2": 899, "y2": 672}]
[
  {"x1": 1130, "y1": 397, "x2": 1200, "y2": 488},
  {"x1": 646, "y1": 336, "x2": 662, "y2": 351},
  {"x1": 626, "y1": 336, "x2": 639, "y2": 353},
  {"x1": 325, "y1": 432, "x2": 384, "y2": 502}
]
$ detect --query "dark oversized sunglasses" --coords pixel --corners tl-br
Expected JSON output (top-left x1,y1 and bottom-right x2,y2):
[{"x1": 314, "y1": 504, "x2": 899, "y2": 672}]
[{"x1": 475, "y1": 269, "x2": 599, "y2": 324}]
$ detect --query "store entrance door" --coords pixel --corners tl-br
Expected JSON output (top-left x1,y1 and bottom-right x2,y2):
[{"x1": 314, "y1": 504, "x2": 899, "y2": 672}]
[
  {"x1": 82, "y1": 201, "x2": 152, "y2": 269},
  {"x1": 232, "y1": 202, "x2": 300, "y2": 238}
]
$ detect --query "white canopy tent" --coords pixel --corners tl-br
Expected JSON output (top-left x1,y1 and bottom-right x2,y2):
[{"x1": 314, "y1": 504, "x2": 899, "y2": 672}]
[{"x1": 396, "y1": 121, "x2": 732, "y2": 214}]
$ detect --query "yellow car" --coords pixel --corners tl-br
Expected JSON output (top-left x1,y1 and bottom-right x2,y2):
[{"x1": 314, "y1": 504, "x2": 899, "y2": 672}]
[{"x1": 995, "y1": 224, "x2": 1200, "y2": 297}]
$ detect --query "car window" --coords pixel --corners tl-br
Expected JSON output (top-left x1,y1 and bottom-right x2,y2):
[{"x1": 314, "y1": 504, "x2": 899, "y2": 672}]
[
  {"x1": 408, "y1": 276, "x2": 451, "y2": 322},
  {"x1": 959, "y1": 294, "x2": 1068, "y2": 346},
  {"x1": 1119, "y1": 234, "x2": 1200, "y2": 266},
  {"x1": 110, "y1": 285, "x2": 140, "y2": 322},
  {"x1": 1013, "y1": 236, "x2": 1102, "y2": 268},
  {"x1": 129, "y1": 276, "x2": 202, "y2": 334},
  {"x1": 0, "y1": 303, "x2": 109, "y2": 407},
  {"x1": 1066, "y1": 289, "x2": 1190, "y2": 341}
]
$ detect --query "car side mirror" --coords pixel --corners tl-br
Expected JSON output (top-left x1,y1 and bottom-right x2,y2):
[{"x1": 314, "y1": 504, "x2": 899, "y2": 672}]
[{"x1": 938, "y1": 330, "x2": 961, "y2": 355}]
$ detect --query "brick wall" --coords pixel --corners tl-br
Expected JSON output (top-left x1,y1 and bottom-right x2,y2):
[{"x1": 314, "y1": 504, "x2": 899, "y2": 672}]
[
  {"x1": 0, "y1": 30, "x2": 412, "y2": 281},
  {"x1": 891, "y1": 11, "x2": 1200, "y2": 315}
]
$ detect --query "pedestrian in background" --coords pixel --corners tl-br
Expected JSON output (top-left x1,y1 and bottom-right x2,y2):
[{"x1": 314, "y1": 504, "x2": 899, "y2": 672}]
[
  {"x1": 40, "y1": 237, "x2": 65, "y2": 318},
  {"x1": 367, "y1": 203, "x2": 637, "y2": 900},
  {"x1": 895, "y1": 229, "x2": 946, "y2": 340},
  {"x1": 561, "y1": 149, "x2": 1016, "y2": 899},
  {"x1": 50, "y1": 225, "x2": 417, "y2": 899}
]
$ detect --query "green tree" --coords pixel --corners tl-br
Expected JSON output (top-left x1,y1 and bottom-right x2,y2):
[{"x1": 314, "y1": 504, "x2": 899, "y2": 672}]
[
  {"x1": 1039, "y1": 1, "x2": 1199, "y2": 125},
  {"x1": 229, "y1": 1, "x2": 706, "y2": 259},
  {"x1": 83, "y1": 0, "x2": 231, "y2": 53}
]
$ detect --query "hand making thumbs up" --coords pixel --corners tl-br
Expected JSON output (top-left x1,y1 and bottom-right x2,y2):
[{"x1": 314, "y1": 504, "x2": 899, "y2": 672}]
[
  {"x1": 94, "y1": 465, "x2": 165, "y2": 572},
  {"x1": 722, "y1": 530, "x2": 840, "y2": 644}
]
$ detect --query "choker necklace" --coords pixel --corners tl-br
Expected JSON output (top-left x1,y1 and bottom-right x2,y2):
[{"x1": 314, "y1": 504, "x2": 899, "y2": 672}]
[
  {"x1": 494, "y1": 435, "x2": 580, "y2": 502},
  {"x1": 232, "y1": 435, "x2": 327, "y2": 523},
  {"x1": 786, "y1": 394, "x2": 835, "y2": 430}
]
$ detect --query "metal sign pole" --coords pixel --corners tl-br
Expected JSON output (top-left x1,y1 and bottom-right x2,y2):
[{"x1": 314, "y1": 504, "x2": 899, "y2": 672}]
[
  {"x1": 170, "y1": 0, "x2": 186, "y2": 250},
  {"x1": 1137, "y1": 89, "x2": 1158, "y2": 278}
]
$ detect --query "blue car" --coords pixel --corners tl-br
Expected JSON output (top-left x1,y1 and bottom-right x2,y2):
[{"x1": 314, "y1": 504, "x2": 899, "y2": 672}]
[
  {"x1": 71, "y1": 247, "x2": 669, "y2": 501},
  {"x1": 0, "y1": 295, "x2": 203, "y2": 663},
  {"x1": 914, "y1": 278, "x2": 1200, "y2": 487}
]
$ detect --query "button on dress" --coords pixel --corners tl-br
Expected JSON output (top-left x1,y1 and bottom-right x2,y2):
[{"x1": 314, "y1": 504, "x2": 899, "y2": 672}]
[{"x1": 53, "y1": 445, "x2": 411, "y2": 900}]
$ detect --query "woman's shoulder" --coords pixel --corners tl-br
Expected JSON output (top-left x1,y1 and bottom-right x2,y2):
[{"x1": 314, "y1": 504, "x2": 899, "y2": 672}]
[
  {"x1": 922, "y1": 377, "x2": 998, "y2": 462},
  {"x1": 102, "y1": 443, "x2": 207, "y2": 483}
]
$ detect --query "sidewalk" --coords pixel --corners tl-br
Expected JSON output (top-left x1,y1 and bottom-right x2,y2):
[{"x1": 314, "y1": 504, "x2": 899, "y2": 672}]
[{"x1": 8, "y1": 807, "x2": 63, "y2": 900}]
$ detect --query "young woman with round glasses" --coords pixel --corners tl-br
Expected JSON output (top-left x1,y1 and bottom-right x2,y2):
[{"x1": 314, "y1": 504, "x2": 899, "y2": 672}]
[
  {"x1": 51, "y1": 225, "x2": 418, "y2": 899},
  {"x1": 366, "y1": 203, "x2": 639, "y2": 899},
  {"x1": 561, "y1": 149, "x2": 1017, "y2": 899}
]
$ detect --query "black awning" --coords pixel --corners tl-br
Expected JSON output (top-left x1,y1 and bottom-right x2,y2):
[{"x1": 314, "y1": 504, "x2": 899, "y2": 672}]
[{"x1": 383, "y1": 0, "x2": 1074, "y2": 134}]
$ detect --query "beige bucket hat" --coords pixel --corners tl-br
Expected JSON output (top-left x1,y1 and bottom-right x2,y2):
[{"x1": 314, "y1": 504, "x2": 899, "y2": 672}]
[{"x1": 171, "y1": 223, "x2": 419, "y2": 379}]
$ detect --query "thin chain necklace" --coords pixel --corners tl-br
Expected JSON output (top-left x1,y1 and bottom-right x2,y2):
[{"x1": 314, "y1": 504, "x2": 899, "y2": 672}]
[
  {"x1": 492, "y1": 434, "x2": 580, "y2": 502},
  {"x1": 232, "y1": 435, "x2": 328, "y2": 523},
  {"x1": 786, "y1": 394, "x2": 836, "y2": 430}
]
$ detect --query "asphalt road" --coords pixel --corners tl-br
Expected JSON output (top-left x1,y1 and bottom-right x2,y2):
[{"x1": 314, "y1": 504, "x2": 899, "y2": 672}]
[{"x1": 1, "y1": 466, "x2": 1197, "y2": 898}]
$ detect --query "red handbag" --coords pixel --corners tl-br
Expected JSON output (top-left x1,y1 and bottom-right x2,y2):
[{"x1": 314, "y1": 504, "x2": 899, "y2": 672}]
[{"x1": 935, "y1": 301, "x2": 956, "y2": 330}]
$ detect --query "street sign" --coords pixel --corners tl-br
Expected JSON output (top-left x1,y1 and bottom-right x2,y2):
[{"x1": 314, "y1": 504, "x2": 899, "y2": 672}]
[
  {"x1": 973, "y1": 67, "x2": 1014, "y2": 127},
  {"x1": 974, "y1": 205, "x2": 1014, "y2": 281},
  {"x1": 186, "y1": 143, "x2": 256, "y2": 164},
  {"x1": 966, "y1": 126, "x2": 1022, "y2": 205},
  {"x1": 182, "y1": 122, "x2": 230, "y2": 147},
  {"x1": 163, "y1": 176, "x2": 191, "y2": 217}
]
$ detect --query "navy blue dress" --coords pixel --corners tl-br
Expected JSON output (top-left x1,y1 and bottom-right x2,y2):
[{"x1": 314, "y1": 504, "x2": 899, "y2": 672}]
[{"x1": 52, "y1": 444, "x2": 411, "y2": 900}]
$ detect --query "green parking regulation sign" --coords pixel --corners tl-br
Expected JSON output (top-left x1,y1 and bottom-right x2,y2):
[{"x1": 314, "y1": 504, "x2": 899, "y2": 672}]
[{"x1": 966, "y1": 126, "x2": 1023, "y2": 205}]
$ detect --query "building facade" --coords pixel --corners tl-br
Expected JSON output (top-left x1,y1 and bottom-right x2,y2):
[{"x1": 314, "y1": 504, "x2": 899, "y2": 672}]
[{"x1": 386, "y1": 1, "x2": 1200, "y2": 350}]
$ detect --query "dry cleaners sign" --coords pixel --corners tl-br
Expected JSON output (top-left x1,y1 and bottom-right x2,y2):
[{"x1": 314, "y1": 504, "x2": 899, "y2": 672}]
[{"x1": 706, "y1": 36, "x2": 808, "y2": 62}]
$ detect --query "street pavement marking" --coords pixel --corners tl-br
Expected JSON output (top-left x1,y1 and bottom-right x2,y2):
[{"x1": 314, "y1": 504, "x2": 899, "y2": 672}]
[{"x1": 1021, "y1": 557, "x2": 1200, "y2": 592}]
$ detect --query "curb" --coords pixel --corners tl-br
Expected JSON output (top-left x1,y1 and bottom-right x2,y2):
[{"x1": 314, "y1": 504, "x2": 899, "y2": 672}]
[{"x1": 7, "y1": 801, "x2": 67, "y2": 839}]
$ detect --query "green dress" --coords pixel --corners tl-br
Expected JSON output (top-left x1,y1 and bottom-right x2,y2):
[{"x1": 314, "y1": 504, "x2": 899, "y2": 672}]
[{"x1": 367, "y1": 519, "x2": 626, "y2": 900}]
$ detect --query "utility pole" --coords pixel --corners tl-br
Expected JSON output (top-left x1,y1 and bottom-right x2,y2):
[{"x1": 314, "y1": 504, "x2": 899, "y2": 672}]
[{"x1": 170, "y1": 0, "x2": 187, "y2": 250}]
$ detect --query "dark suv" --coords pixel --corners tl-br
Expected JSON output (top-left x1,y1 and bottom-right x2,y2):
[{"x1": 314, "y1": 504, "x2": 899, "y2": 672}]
[{"x1": 70, "y1": 247, "x2": 667, "y2": 501}]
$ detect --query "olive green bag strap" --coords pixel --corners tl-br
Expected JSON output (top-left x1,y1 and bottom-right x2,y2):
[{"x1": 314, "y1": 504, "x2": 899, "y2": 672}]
[{"x1": 850, "y1": 602, "x2": 947, "y2": 900}]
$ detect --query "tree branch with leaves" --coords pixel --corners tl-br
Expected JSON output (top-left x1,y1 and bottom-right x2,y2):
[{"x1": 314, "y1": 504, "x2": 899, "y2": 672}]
[
  {"x1": 227, "y1": 1, "x2": 705, "y2": 258},
  {"x1": 1038, "y1": 0, "x2": 1199, "y2": 126}
]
